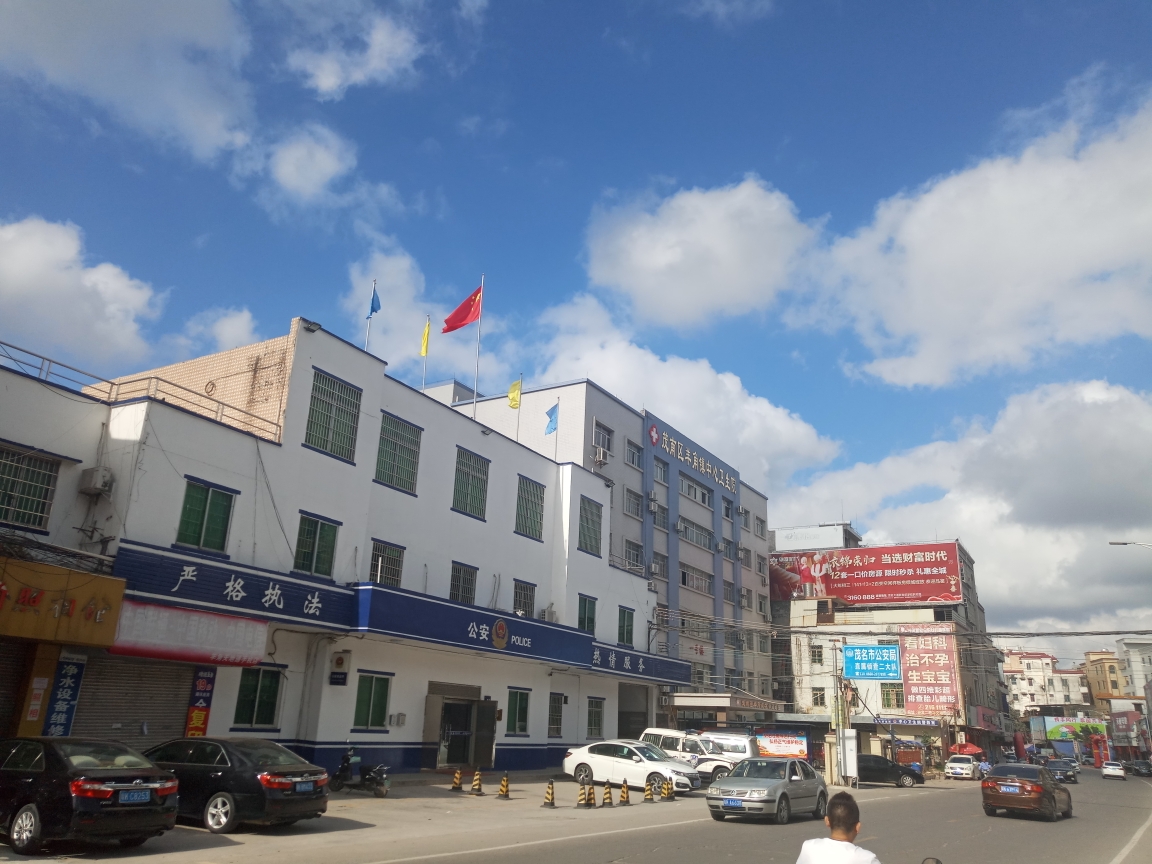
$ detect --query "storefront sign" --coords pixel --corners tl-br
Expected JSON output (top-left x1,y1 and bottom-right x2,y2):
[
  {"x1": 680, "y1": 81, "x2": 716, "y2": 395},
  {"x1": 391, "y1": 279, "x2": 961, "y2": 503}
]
[
  {"x1": 769, "y1": 542, "x2": 962, "y2": 605},
  {"x1": 843, "y1": 644, "x2": 901, "y2": 680},
  {"x1": 898, "y1": 623, "x2": 960, "y2": 717},
  {"x1": 755, "y1": 730, "x2": 808, "y2": 758},
  {"x1": 645, "y1": 413, "x2": 739, "y2": 493},
  {"x1": 0, "y1": 559, "x2": 124, "y2": 646},
  {"x1": 968, "y1": 705, "x2": 1003, "y2": 732},
  {"x1": 875, "y1": 716, "x2": 939, "y2": 727},
  {"x1": 112, "y1": 599, "x2": 267, "y2": 665},
  {"x1": 42, "y1": 649, "x2": 87, "y2": 737},
  {"x1": 185, "y1": 667, "x2": 217, "y2": 736}
]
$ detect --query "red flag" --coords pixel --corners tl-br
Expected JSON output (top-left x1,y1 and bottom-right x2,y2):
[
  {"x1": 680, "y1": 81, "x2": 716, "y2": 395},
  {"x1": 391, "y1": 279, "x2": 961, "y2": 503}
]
[{"x1": 442, "y1": 286, "x2": 483, "y2": 333}]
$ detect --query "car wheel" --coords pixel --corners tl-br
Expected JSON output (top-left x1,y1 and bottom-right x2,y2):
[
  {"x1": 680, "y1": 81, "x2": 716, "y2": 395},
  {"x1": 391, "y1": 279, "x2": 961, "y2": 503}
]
[
  {"x1": 812, "y1": 792, "x2": 827, "y2": 820},
  {"x1": 984, "y1": 806, "x2": 998, "y2": 817},
  {"x1": 9, "y1": 804, "x2": 42, "y2": 855},
  {"x1": 573, "y1": 763, "x2": 594, "y2": 786},
  {"x1": 204, "y1": 792, "x2": 240, "y2": 834},
  {"x1": 710, "y1": 812, "x2": 726, "y2": 821},
  {"x1": 898, "y1": 774, "x2": 915, "y2": 788},
  {"x1": 119, "y1": 837, "x2": 149, "y2": 848},
  {"x1": 373, "y1": 784, "x2": 389, "y2": 798},
  {"x1": 1062, "y1": 803, "x2": 1073, "y2": 819},
  {"x1": 774, "y1": 796, "x2": 790, "y2": 825},
  {"x1": 711, "y1": 768, "x2": 729, "y2": 782},
  {"x1": 1042, "y1": 797, "x2": 1059, "y2": 823},
  {"x1": 646, "y1": 772, "x2": 666, "y2": 793}
]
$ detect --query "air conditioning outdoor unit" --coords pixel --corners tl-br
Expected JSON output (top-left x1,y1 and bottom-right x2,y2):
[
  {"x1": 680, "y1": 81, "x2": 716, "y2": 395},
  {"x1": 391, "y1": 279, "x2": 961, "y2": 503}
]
[
  {"x1": 649, "y1": 562, "x2": 661, "y2": 576},
  {"x1": 78, "y1": 466, "x2": 115, "y2": 497},
  {"x1": 593, "y1": 446, "x2": 609, "y2": 466},
  {"x1": 658, "y1": 695, "x2": 672, "y2": 707},
  {"x1": 647, "y1": 580, "x2": 658, "y2": 593},
  {"x1": 648, "y1": 499, "x2": 659, "y2": 513}
]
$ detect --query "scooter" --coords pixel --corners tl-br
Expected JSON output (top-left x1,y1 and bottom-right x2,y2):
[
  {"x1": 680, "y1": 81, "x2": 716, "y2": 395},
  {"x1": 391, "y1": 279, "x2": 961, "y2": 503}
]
[{"x1": 330, "y1": 745, "x2": 391, "y2": 797}]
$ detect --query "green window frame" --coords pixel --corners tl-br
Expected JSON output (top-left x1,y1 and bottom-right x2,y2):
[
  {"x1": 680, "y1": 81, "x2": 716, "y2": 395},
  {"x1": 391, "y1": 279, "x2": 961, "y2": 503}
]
[
  {"x1": 234, "y1": 667, "x2": 281, "y2": 727},
  {"x1": 547, "y1": 693, "x2": 564, "y2": 738},
  {"x1": 304, "y1": 369, "x2": 362, "y2": 462},
  {"x1": 450, "y1": 562, "x2": 477, "y2": 605},
  {"x1": 618, "y1": 607, "x2": 634, "y2": 646},
  {"x1": 294, "y1": 514, "x2": 338, "y2": 576},
  {"x1": 506, "y1": 689, "x2": 529, "y2": 734},
  {"x1": 176, "y1": 481, "x2": 234, "y2": 552},
  {"x1": 514, "y1": 475, "x2": 545, "y2": 540},
  {"x1": 354, "y1": 675, "x2": 391, "y2": 729},
  {"x1": 376, "y1": 412, "x2": 421, "y2": 492},
  {"x1": 0, "y1": 446, "x2": 60, "y2": 530},
  {"x1": 578, "y1": 496, "x2": 601, "y2": 555},
  {"x1": 452, "y1": 448, "x2": 489, "y2": 519},
  {"x1": 370, "y1": 541, "x2": 403, "y2": 587},
  {"x1": 881, "y1": 682, "x2": 905, "y2": 709},
  {"x1": 578, "y1": 595, "x2": 596, "y2": 634},
  {"x1": 587, "y1": 697, "x2": 604, "y2": 739}
]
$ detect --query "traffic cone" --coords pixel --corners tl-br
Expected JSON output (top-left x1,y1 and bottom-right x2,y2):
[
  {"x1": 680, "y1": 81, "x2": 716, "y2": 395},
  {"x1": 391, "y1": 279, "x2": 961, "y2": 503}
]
[
  {"x1": 497, "y1": 772, "x2": 510, "y2": 800},
  {"x1": 643, "y1": 780, "x2": 656, "y2": 803},
  {"x1": 602, "y1": 784, "x2": 614, "y2": 807},
  {"x1": 586, "y1": 783, "x2": 597, "y2": 809},
  {"x1": 469, "y1": 770, "x2": 485, "y2": 796},
  {"x1": 667, "y1": 777, "x2": 676, "y2": 801},
  {"x1": 577, "y1": 783, "x2": 587, "y2": 808},
  {"x1": 450, "y1": 768, "x2": 463, "y2": 792},
  {"x1": 661, "y1": 777, "x2": 672, "y2": 801},
  {"x1": 541, "y1": 778, "x2": 556, "y2": 808},
  {"x1": 619, "y1": 780, "x2": 631, "y2": 806}
]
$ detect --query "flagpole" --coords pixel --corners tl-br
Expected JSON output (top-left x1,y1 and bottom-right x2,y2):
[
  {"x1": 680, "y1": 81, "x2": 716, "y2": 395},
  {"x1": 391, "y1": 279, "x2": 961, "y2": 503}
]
[
  {"x1": 421, "y1": 314, "x2": 429, "y2": 392},
  {"x1": 364, "y1": 279, "x2": 376, "y2": 351},
  {"x1": 472, "y1": 273, "x2": 484, "y2": 420},
  {"x1": 515, "y1": 373, "x2": 523, "y2": 442}
]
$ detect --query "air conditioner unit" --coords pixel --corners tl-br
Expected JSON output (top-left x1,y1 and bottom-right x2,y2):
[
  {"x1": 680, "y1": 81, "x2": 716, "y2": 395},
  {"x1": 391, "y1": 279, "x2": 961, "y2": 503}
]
[
  {"x1": 737, "y1": 506, "x2": 749, "y2": 516},
  {"x1": 760, "y1": 575, "x2": 768, "y2": 587},
  {"x1": 648, "y1": 490, "x2": 658, "y2": 501},
  {"x1": 387, "y1": 712, "x2": 406, "y2": 727},
  {"x1": 78, "y1": 466, "x2": 115, "y2": 496},
  {"x1": 593, "y1": 446, "x2": 609, "y2": 466},
  {"x1": 648, "y1": 499, "x2": 659, "y2": 513},
  {"x1": 658, "y1": 695, "x2": 672, "y2": 707},
  {"x1": 647, "y1": 580, "x2": 658, "y2": 593}
]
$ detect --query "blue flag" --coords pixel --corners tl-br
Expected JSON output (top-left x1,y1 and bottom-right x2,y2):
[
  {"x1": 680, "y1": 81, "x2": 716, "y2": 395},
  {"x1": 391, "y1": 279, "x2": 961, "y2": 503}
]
[
  {"x1": 545, "y1": 402, "x2": 559, "y2": 435},
  {"x1": 367, "y1": 285, "x2": 381, "y2": 319}
]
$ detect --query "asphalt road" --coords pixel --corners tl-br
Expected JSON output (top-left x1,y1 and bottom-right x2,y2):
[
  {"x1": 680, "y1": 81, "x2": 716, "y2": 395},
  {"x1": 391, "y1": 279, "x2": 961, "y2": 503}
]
[{"x1": 4, "y1": 771, "x2": 1151, "y2": 864}]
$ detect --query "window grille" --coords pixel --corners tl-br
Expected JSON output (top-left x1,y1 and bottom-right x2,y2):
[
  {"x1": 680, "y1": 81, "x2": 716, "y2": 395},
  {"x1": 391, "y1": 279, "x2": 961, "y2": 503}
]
[
  {"x1": 624, "y1": 539, "x2": 643, "y2": 570},
  {"x1": 304, "y1": 370, "x2": 361, "y2": 461},
  {"x1": 547, "y1": 693, "x2": 564, "y2": 737},
  {"x1": 294, "y1": 515, "x2": 337, "y2": 576},
  {"x1": 176, "y1": 481, "x2": 233, "y2": 552},
  {"x1": 376, "y1": 413, "x2": 421, "y2": 492},
  {"x1": 450, "y1": 562, "x2": 477, "y2": 605},
  {"x1": 513, "y1": 581, "x2": 535, "y2": 617},
  {"x1": 370, "y1": 541, "x2": 403, "y2": 587},
  {"x1": 0, "y1": 446, "x2": 60, "y2": 530},
  {"x1": 624, "y1": 488, "x2": 643, "y2": 519},
  {"x1": 578, "y1": 497, "x2": 602, "y2": 555},
  {"x1": 452, "y1": 448, "x2": 490, "y2": 519},
  {"x1": 514, "y1": 476, "x2": 545, "y2": 539}
]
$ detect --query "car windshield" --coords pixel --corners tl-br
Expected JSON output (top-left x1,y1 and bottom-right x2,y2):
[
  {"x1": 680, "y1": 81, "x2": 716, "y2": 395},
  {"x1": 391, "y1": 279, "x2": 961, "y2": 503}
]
[
  {"x1": 708, "y1": 739, "x2": 748, "y2": 754},
  {"x1": 55, "y1": 741, "x2": 152, "y2": 769},
  {"x1": 1136, "y1": 761, "x2": 1151, "y2": 768},
  {"x1": 698, "y1": 739, "x2": 723, "y2": 755},
  {"x1": 1049, "y1": 760, "x2": 1073, "y2": 769},
  {"x1": 230, "y1": 739, "x2": 308, "y2": 767},
  {"x1": 989, "y1": 764, "x2": 1040, "y2": 780},
  {"x1": 633, "y1": 743, "x2": 669, "y2": 762},
  {"x1": 948, "y1": 756, "x2": 972, "y2": 763},
  {"x1": 729, "y1": 759, "x2": 788, "y2": 780}
]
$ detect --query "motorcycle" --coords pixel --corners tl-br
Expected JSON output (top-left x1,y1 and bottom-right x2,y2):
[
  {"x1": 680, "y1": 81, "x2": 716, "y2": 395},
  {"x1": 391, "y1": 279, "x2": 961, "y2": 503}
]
[{"x1": 330, "y1": 745, "x2": 391, "y2": 797}]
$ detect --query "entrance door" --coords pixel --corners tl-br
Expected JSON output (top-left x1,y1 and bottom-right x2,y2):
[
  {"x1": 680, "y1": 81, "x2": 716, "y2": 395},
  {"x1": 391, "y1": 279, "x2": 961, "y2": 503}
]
[
  {"x1": 441, "y1": 701, "x2": 473, "y2": 766},
  {"x1": 618, "y1": 683, "x2": 649, "y2": 740},
  {"x1": 473, "y1": 700, "x2": 496, "y2": 769}
]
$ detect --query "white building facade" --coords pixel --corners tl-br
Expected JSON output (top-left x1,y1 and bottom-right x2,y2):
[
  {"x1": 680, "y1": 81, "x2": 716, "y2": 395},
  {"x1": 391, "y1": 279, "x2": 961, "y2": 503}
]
[{"x1": 1002, "y1": 650, "x2": 1090, "y2": 712}]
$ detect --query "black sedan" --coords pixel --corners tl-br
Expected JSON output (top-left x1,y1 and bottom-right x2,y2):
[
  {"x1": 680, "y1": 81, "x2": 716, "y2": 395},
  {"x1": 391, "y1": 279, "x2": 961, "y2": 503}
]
[
  {"x1": 0, "y1": 738, "x2": 177, "y2": 854},
  {"x1": 1046, "y1": 759, "x2": 1078, "y2": 783},
  {"x1": 1132, "y1": 760, "x2": 1152, "y2": 777},
  {"x1": 857, "y1": 753, "x2": 925, "y2": 788},
  {"x1": 145, "y1": 737, "x2": 327, "y2": 833}
]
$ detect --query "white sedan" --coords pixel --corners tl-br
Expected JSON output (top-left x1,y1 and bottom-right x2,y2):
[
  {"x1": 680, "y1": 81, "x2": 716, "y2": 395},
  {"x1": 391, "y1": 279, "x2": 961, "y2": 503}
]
[
  {"x1": 1102, "y1": 761, "x2": 1127, "y2": 780},
  {"x1": 562, "y1": 740, "x2": 702, "y2": 792}
]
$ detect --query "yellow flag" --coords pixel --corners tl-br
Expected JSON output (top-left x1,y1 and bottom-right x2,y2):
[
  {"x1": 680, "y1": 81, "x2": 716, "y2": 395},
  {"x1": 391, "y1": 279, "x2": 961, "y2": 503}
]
[
  {"x1": 508, "y1": 379, "x2": 521, "y2": 409},
  {"x1": 420, "y1": 318, "x2": 430, "y2": 357}
]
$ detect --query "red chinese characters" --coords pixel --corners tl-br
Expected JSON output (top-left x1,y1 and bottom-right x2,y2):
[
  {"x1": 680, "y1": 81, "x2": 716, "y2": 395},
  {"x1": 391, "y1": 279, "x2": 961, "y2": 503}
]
[{"x1": 898, "y1": 623, "x2": 960, "y2": 716}]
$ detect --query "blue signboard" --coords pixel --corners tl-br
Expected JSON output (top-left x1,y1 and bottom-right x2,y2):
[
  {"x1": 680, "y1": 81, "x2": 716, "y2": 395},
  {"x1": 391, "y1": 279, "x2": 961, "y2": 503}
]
[
  {"x1": 42, "y1": 649, "x2": 87, "y2": 737},
  {"x1": 643, "y1": 411, "x2": 739, "y2": 493},
  {"x1": 590, "y1": 642, "x2": 689, "y2": 683},
  {"x1": 843, "y1": 644, "x2": 901, "y2": 680}
]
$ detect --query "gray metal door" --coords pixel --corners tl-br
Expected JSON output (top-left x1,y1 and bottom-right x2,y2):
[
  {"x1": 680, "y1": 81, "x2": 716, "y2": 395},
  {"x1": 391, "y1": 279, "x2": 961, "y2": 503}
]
[
  {"x1": 473, "y1": 700, "x2": 497, "y2": 769},
  {"x1": 0, "y1": 640, "x2": 30, "y2": 736},
  {"x1": 70, "y1": 653, "x2": 194, "y2": 749}
]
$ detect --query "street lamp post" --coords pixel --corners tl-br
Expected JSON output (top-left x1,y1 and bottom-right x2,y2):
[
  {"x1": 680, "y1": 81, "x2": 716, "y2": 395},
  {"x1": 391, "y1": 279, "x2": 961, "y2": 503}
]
[{"x1": 1109, "y1": 541, "x2": 1152, "y2": 549}]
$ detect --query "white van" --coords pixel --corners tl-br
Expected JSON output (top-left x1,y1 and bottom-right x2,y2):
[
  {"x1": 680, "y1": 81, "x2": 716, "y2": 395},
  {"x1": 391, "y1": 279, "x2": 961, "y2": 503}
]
[
  {"x1": 699, "y1": 731, "x2": 760, "y2": 761},
  {"x1": 639, "y1": 728, "x2": 738, "y2": 782}
]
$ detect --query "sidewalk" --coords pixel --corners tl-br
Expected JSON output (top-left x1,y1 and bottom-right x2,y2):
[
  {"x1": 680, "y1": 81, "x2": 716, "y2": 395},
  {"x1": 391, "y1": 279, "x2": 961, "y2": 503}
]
[{"x1": 389, "y1": 768, "x2": 570, "y2": 788}]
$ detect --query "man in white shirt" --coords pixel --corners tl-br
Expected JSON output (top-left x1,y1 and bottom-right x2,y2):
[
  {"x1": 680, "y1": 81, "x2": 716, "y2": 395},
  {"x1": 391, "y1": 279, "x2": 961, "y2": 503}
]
[{"x1": 795, "y1": 792, "x2": 881, "y2": 864}]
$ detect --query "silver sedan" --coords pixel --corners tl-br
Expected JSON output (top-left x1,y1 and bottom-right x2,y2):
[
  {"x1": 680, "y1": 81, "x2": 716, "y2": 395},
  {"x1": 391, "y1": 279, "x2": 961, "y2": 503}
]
[{"x1": 705, "y1": 757, "x2": 827, "y2": 824}]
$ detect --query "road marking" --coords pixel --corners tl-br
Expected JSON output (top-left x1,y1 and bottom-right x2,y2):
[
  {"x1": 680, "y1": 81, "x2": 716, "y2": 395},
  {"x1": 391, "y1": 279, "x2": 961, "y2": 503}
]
[
  {"x1": 1105, "y1": 778, "x2": 1152, "y2": 864},
  {"x1": 359, "y1": 817, "x2": 712, "y2": 864}
]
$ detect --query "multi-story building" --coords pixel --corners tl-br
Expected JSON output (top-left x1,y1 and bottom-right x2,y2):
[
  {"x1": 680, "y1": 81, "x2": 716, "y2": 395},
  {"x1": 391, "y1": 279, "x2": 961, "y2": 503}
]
[
  {"x1": 1085, "y1": 651, "x2": 1127, "y2": 712},
  {"x1": 0, "y1": 320, "x2": 689, "y2": 770},
  {"x1": 1116, "y1": 639, "x2": 1152, "y2": 697},
  {"x1": 1002, "y1": 650, "x2": 1090, "y2": 712}
]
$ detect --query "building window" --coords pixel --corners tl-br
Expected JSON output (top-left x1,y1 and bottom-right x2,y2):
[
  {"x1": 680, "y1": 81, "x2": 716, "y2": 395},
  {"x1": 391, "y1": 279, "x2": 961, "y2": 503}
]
[
  {"x1": 452, "y1": 448, "x2": 490, "y2": 519},
  {"x1": 723, "y1": 499, "x2": 733, "y2": 520},
  {"x1": 375, "y1": 413, "x2": 421, "y2": 492},
  {"x1": 757, "y1": 593, "x2": 768, "y2": 614},
  {"x1": 721, "y1": 538, "x2": 736, "y2": 560},
  {"x1": 758, "y1": 633, "x2": 771, "y2": 653},
  {"x1": 507, "y1": 690, "x2": 529, "y2": 734},
  {"x1": 294, "y1": 514, "x2": 338, "y2": 576},
  {"x1": 304, "y1": 370, "x2": 361, "y2": 462},
  {"x1": 512, "y1": 580, "x2": 535, "y2": 617},
  {"x1": 618, "y1": 607, "x2": 634, "y2": 646},
  {"x1": 587, "y1": 698, "x2": 604, "y2": 739},
  {"x1": 760, "y1": 676, "x2": 772, "y2": 696},
  {"x1": 0, "y1": 446, "x2": 60, "y2": 530},
  {"x1": 234, "y1": 667, "x2": 281, "y2": 727},
  {"x1": 652, "y1": 552, "x2": 669, "y2": 580},
  {"x1": 756, "y1": 554, "x2": 768, "y2": 575},
  {"x1": 740, "y1": 509, "x2": 750, "y2": 530},
  {"x1": 654, "y1": 503, "x2": 669, "y2": 531},
  {"x1": 548, "y1": 693, "x2": 564, "y2": 738},
  {"x1": 881, "y1": 683, "x2": 905, "y2": 709},
  {"x1": 625, "y1": 440, "x2": 643, "y2": 468},
  {"x1": 724, "y1": 630, "x2": 741, "y2": 649},
  {"x1": 624, "y1": 488, "x2": 643, "y2": 519},
  {"x1": 578, "y1": 595, "x2": 596, "y2": 634},
  {"x1": 754, "y1": 516, "x2": 766, "y2": 538},
  {"x1": 739, "y1": 547, "x2": 752, "y2": 568},
  {"x1": 653, "y1": 458, "x2": 668, "y2": 484},
  {"x1": 725, "y1": 667, "x2": 741, "y2": 689},
  {"x1": 812, "y1": 687, "x2": 826, "y2": 707},
  {"x1": 450, "y1": 562, "x2": 478, "y2": 605},
  {"x1": 354, "y1": 675, "x2": 390, "y2": 729},
  {"x1": 679, "y1": 562, "x2": 714, "y2": 595},
  {"x1": 369, "y1": 541, "x2": 403, "y2": 587},
  {"x1": 593, "y1": 422, "x2": 613, "y2": 454},
  {"x1": 678, "y1": 517, "x2": 714, "y2": 550},
  {"x1": 679, "y1": 476, "x2": 713, "y2": 508},
  {"x1": 176, "y1": 480, "x2": 234, "y2": 552},
  {"x1": 578, "y1": 497, "x2": 602, "y2": 555},
  {"x1": 810, "y1": 645, "x2": 824, "y2": 666},
  {"x1": 723, "y1": 580, "x2": 735, "y2": 603},
  {"x1": 691, "y1": 664, "x2": 708, "y2": 690},
  {"x1": 739, "y1": 587, "x2": 752, "y2": 609},
  {"x1": 514, "y1": 475, "x2": 545, "y2": 539},
  {"x1": 624, "y1": 539, "x2": 643, "y2": 570}
]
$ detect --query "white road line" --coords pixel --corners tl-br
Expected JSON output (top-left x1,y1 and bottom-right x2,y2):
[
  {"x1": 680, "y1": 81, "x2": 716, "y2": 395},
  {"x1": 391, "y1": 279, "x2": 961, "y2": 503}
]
[
  {"x1": 360, "y1": 817, "x2": 713, "y2": 864},
  {"x1": 1105, "y1": 778, "x2": 1152, "y2": 864}
]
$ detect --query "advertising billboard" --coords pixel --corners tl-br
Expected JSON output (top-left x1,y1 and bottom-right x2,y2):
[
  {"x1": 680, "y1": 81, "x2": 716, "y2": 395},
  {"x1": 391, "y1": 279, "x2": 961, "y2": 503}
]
[
  {"x1": 774, "y1": 525, "x2": 847, "y2": 552},
  {"x1": 769, "y1": 542, "x2": 962, "y2": 605},
  {"x1": 755, "y1": 730, "x2": 808, "y2": 759},
  {"x1": 843, "y1": 644, "x2": 901, "y2": 680},
  {"x1": 898, "y1": 623, "x2": 960, "y2": 717},
  {"x1": 1044, "y1": 717, "x2": 1107, "y2": 740}
]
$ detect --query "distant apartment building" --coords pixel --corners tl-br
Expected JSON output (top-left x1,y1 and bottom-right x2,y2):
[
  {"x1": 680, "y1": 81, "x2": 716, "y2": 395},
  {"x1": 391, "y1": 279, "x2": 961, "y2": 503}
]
[
  {"x1": 1116, "y1": 638, "x2": 1152, "y2": 697},
  {"x1": 1002, "y1": 650, "x2": 1090, "y2": 711},
  {"x1": 1085, "y1": 650, "x2": 1128, "y2": 712}
]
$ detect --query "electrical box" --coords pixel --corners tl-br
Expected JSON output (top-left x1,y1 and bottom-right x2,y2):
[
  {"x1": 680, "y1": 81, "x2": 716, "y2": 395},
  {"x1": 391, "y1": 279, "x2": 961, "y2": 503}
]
[{"x1": 78, "y1": 466, "x2": 115, "y2": 496}]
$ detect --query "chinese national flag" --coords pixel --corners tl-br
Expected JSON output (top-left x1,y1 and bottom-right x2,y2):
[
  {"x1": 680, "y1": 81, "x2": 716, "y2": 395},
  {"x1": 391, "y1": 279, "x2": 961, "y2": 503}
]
[{"x1": 442, "y1": 286, "x2": 483, "y2": 333}]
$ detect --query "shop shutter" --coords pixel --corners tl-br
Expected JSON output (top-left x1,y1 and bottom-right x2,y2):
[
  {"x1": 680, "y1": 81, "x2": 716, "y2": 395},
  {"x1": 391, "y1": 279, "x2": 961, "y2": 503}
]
[
  {"x1": 0, "y1": 640, "x2": 31, "y2": 736},
  {"x1": 70, "y1": 654, "x2": 195, "y2": 750}
]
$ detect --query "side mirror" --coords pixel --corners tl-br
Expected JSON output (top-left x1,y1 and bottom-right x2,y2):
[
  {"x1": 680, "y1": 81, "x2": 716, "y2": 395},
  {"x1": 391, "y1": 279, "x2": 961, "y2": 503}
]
[
  {"x1": 790, "y1": 775, "x2": 801, "y2": 781},
  {"x1": 633, "y1": 756, "x2": 642, "y2": 762}
]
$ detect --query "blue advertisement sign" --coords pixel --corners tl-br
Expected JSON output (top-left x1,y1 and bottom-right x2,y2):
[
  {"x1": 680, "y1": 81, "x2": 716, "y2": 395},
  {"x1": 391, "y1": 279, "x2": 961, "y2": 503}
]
[
  {"x1": 42, "y1": 649, "x2": 87, "y2": 737},
  {"x1": 843, "y1": 644, "x2": 901, "y2": 680}
]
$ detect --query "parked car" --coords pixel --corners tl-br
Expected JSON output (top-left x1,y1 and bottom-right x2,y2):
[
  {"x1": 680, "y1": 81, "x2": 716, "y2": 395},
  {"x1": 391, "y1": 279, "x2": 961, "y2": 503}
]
[
  {"x1": 145, "y1": 737, "x2": 327, "y2": 833},
  {"x1": 1131, "y1": 760, "x2": 1152, "y2": 777},
  {"x1": 1046, "y1": 759, "x2": 1078, "y2": 784},
  {"x1": 981, "y1": 763, "x2": 1072, "y2": 821},
  {"x1": 945, "y1": 754, "x2": 979, "y2": 780},
  {"x1": 562, "y1": 740, "x2": 701, "y2": 793},
  {"x1": 856, "y1": 753, "x2": 924, "y2": 788},
  {"x1": 639, "y1": 728, "x2": 737, "y2": 782},
  {"x1": 1101, "y1": 761, "x2": 1128, "y2": 781},
  {"x1": 699, "y1": 732, "x2": 760, "y2": 761},
  {"x1": 706, "y1": 757, "x2": 827, "y2": 824},
  {"x1": 0, "y1": 737, "x2": 178, "y2": 854}
]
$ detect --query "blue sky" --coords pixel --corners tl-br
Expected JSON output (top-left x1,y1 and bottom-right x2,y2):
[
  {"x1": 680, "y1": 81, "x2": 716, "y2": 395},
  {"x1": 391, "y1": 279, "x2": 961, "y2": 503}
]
[{"x1": 2, "y1": 0, "x2": 1152, "y2": 637}]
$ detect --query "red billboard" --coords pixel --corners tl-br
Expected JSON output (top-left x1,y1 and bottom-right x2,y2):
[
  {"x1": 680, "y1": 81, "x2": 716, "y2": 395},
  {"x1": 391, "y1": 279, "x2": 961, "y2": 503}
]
[
  {"x1": 768, "y1": 542, "x2": 962, "y2": 606},
  {"x1": 899, "y1": 623, "x2": 961, "y2": 717}
]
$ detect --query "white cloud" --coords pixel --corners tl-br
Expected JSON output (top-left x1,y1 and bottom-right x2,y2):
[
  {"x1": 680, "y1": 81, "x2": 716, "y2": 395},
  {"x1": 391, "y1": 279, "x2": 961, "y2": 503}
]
[
  {"x1": 679, "y1": 0, "x2": 775, "y2": 25},
  {"x1": 0, "y1": 0, "x2": 252, "y2": 161},
  {"x1": 0, "y1": 217, "x2": 160, "y2": 367},
  {"x1": 586, "y1": 175, "x2": 815, "y2": 327},
  {"x1": 269, "y1": 124, "x2": 358, "y2": 202},
  {"x1": 183, "y1": 308, "x2": 261, "y2": 353},
  {"x1": 287, "y1": 13, "x2": 422, "y2": 101}
]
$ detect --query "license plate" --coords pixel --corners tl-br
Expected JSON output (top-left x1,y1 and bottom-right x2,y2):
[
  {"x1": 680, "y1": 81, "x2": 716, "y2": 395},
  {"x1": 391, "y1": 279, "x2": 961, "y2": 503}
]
[
  {"x1": 723, "y1": 798, "x2": 743, "y2": 807},
  {"x1": 118, "y1": 789, "x2": 151, "y2": 804},
  {"x1": 691, "y1": 778, "x2": 700, "y2": 788},
  {"x1": 1000, "y1": 785, "x2": 1020, "y2": 794},
  {"x1": 295, "y1": 781, "x2": 314, "y2": 793}
]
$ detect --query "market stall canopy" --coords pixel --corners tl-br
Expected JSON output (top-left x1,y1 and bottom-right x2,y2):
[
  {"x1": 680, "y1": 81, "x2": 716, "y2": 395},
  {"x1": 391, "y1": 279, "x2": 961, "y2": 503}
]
[{"x1": 949, "y1": 742, "x2": 984, "y2": 755}]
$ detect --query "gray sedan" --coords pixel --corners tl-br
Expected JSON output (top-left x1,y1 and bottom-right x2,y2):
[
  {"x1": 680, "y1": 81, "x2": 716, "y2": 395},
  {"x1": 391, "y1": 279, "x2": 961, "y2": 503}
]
[{"x1": 705, "y1": 758, "x2": 827, "y2": 824}]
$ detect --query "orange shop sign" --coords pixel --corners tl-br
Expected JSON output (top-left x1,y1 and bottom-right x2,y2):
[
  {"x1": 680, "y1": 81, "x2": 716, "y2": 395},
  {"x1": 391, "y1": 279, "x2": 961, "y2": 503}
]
[{"x1": 0, "y1": 559, "x2": 125, "y2": 647}]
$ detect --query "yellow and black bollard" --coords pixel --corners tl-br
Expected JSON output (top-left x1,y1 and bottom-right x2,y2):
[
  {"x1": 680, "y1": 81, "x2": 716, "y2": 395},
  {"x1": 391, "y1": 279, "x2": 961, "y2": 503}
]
[
  {"x1": 619, "y1": 780, "x2": 631, "y2": 806},
  {"x1": 497, "y1": 772, "x2": 511, "y2": 800},
  {"x1": 643, "y1": 780, "x2": 656, "y2": 803},
  {"x1": 469, "y1": 769, "x2": 485, "y2": 796},
  {"x1": 602, "y1": 783, "x2": 614, "y2": 807},
  {"x1": 660, "y1": 777, "x2": 672, "y2": 801},
  {"x1": 541, "y1": 778, "x2": 556, "y2": 808},
  {"x1": 577, "y1": 783, "x2": 587, "y2": 808},
  {"x1": 585, "y1": 783, "x2": 596, "y2": 809},
  {"x1": 450, "y1": 768, "x2": 463, "y2": 791},
  {"x1": 667, "y1": 777, "x2": 677, "y2": 801}
]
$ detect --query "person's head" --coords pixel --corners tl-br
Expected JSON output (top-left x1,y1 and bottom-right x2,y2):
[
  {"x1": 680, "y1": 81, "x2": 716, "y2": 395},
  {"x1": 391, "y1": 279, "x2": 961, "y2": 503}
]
[{"x1": 824, "y1": 791, "x2": 861, "y2": 841}]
